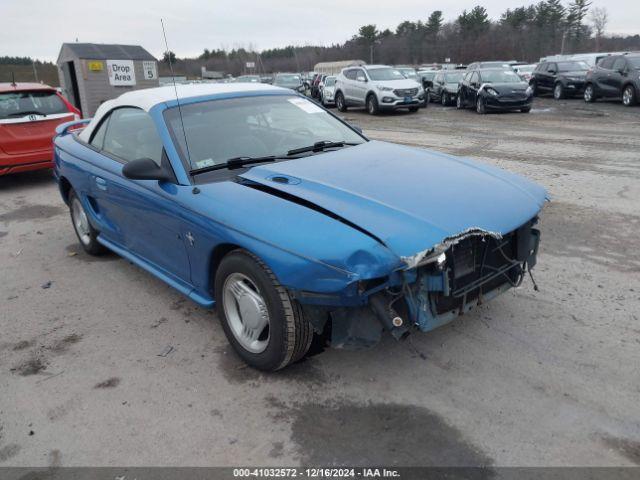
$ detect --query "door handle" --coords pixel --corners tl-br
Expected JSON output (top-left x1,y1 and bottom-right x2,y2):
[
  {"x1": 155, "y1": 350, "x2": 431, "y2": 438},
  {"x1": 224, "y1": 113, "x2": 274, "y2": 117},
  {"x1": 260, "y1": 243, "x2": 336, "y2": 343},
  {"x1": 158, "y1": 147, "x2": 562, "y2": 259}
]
[{"x1": 95, "y1": 177, "x2": 107, "y2": 191}]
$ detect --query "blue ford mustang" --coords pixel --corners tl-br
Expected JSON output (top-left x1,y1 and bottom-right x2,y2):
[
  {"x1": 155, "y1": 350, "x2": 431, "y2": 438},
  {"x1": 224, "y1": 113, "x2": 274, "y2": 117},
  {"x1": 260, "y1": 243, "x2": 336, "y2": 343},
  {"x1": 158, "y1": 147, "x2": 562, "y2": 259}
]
[{"x1": 53, "y1": 83, "x2": 546, "y2": 371}]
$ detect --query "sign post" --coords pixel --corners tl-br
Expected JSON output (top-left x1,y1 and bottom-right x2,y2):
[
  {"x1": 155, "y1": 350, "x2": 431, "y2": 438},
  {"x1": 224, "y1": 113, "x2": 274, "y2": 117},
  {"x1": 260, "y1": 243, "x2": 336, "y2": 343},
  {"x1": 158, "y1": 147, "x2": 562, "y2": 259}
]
[{"x1": 142, "y1": 61, "x2": 158, "y2": 80}]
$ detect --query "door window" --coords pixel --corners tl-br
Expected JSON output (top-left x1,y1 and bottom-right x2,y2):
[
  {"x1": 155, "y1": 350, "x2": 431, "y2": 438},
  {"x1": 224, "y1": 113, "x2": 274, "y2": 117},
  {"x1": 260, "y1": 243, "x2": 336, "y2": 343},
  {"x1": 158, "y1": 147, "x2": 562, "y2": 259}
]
[
  {"x1": 90, "y1": 116, "x2": 109, "y2": 150},
  {"x1": 546, "y1": 63, "x2": 557, "y2": 73},
  {"x1": 612, "y1": 58, "x2": 626, "y2": 72},
  {"x1": 470, "y1": 72, "x2": 479, "y2": 85},
  {"x1": 344, "y1": 69, "x2": 357, "y2": 80},
  {"x1": 101, "y1": 108, "x2": 163, "y2": 164},
  {"x1": 599, "y1": 57, "x2": 615, "y2": 70},
  {"x1": 355, "y1": 70, "x2": 366, "y2": 81}
]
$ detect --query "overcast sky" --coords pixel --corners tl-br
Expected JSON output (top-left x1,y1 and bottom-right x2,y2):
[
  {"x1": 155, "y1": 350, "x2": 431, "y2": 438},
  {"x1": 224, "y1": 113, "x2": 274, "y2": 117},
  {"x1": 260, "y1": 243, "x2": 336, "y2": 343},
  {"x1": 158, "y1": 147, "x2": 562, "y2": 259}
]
[{"x1": 2, "y1": 0, "x2": 638, "y2": 61}]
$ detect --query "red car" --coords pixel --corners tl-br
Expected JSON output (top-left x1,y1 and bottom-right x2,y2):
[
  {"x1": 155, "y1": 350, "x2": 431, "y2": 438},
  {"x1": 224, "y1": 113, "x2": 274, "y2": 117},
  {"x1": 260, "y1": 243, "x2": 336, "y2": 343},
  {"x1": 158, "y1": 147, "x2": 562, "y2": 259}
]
[{"x1": 0, "y1": 82, "x2": 81, "y2": 175}]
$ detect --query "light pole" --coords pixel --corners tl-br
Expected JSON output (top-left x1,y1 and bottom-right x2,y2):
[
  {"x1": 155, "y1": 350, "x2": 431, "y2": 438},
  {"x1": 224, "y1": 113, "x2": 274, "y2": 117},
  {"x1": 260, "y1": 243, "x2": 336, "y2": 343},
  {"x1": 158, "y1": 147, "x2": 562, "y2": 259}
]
[{"x1": 370, "y1": 39, "x2": 381, "y2": 64}]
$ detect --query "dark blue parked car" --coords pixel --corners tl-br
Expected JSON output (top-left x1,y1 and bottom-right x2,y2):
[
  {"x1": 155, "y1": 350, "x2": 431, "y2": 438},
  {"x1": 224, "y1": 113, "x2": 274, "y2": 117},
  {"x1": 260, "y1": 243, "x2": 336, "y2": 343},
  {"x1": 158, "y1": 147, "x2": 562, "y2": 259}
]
[{"x1": 54, "y1": 83, "x2": 546, "y2": 371}]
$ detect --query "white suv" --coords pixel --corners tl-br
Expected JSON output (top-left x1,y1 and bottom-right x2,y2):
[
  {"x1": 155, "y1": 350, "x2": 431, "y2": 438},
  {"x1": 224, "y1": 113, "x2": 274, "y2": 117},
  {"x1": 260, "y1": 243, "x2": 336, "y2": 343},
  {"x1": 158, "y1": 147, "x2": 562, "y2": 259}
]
[{"x1": 334, "y1": 65, "x2": 425, "y2": 114}]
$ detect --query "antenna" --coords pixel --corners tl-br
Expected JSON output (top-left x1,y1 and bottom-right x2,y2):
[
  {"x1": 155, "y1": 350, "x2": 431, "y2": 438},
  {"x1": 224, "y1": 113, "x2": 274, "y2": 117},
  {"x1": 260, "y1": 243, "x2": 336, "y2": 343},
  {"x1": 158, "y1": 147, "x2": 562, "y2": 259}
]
[{"x1": 161, "y1": 19, "x2": 191, "y2": 166}]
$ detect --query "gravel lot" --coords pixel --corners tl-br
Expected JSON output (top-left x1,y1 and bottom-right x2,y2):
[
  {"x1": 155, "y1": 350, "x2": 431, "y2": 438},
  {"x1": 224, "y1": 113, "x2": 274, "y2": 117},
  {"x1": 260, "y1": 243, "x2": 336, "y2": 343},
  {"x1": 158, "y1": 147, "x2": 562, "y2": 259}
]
[{"x1": 1, "y1": 96, "x2": 639, "y2": 468}]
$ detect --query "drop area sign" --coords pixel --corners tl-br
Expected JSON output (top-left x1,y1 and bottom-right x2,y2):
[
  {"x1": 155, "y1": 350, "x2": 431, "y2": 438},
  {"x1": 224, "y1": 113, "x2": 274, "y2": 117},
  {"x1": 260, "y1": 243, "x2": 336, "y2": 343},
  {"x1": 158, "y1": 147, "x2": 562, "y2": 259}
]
[{"x1": 107, "y1": 60, "x2": 136, "y2": 86}]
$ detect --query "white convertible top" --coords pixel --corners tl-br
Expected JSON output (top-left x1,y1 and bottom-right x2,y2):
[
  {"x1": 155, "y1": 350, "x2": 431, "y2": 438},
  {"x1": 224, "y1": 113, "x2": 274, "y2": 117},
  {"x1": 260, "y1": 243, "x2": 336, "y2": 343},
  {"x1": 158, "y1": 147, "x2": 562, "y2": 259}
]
[{"x1": 78, "y1": 82, "x2": 283, "y2": 142}]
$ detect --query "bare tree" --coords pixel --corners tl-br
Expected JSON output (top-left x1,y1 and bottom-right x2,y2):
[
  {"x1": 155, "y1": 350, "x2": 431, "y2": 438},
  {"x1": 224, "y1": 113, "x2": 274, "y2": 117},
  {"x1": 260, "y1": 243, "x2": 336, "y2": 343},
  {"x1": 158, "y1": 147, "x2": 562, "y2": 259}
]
[{"x1": 590, "y1": 6, "x2": 608, "y2": 51}]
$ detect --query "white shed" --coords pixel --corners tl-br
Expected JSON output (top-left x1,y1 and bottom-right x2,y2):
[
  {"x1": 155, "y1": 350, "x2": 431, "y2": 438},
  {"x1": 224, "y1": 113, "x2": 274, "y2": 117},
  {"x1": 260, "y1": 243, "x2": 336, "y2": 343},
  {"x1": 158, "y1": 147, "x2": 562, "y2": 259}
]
[{"x1": 313, "y1": 60, "x2": 366, "y2": 75}]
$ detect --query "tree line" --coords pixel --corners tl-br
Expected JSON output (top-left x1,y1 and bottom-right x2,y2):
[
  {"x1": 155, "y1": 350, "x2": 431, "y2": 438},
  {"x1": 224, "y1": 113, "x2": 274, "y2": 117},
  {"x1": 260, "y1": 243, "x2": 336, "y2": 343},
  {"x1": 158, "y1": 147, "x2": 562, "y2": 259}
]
[
  {"x1": 0, "y1": 56, "x2": 53, "y2": 66},
  {"x1": 163, "y1": 0, "x2": 640, "y2": 77}
]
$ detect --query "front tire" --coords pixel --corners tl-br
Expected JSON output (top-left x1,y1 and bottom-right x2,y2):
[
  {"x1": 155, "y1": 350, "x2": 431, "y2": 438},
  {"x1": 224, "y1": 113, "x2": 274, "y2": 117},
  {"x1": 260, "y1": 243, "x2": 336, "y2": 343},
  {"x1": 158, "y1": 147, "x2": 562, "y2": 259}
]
[
  {"x1": 366, "y1": 94, "x2": 379, "y2": 115},
  {"x1": 335, "y1": 92, "x2": 347, "y2": 112},
  {"x1": 215, "y1": 250, "x2": 313, "y2": 371},
  {"x1": 456, "y1": 94, "x2": 463, "y2": 109},
  {"x1": 476, "y1": 96, "x2": 486, "y2": 114},
  {"x1": 441, "y1": 93, "x2": 449, "y2": 106},
  {"x1": 553, "y1": 83, "x2": 565, "y2": 100},
  {"x1": 69, "y1": 189, "x2": 105, "y2": 256},
  {"x1": 622, "y1": 85, "x2": 637, "y2": 106},
  {"x1": 408, "y1": 106, "x2": 419, "y2": 112},
  {"x1": 521, "y1": 107, "x2": 531, "y2": 113}
]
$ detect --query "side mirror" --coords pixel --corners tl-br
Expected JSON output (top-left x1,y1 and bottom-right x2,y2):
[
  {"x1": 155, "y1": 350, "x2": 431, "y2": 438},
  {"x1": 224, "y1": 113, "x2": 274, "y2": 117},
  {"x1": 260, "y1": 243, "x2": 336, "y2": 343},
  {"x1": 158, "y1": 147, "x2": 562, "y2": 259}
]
[{"x1": 122, "y1": 158, "x2": 172, "y2": 182}]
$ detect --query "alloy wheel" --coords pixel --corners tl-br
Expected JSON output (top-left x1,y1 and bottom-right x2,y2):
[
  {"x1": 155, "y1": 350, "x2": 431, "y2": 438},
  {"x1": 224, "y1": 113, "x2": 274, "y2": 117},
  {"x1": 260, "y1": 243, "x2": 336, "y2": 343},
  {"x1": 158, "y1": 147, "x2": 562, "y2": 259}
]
[
  {"x1": 554, "y1": 84, "x2": 563, "y2": 100},
  {"x1": 584, "y1": 85, "x2": 593, "y2": 102},
  {"x1": 367, "y1": 97, "x2": 375, "y2": 114},
  {"x1": 71, "y1": 197, "x2": 91, "y2": 246},
  {"x1": 623, "y1": 86, "x2": 635, "y2": 106},
  {"x1": 223, "y1": 273, "x2": 270, "y2": 354}
]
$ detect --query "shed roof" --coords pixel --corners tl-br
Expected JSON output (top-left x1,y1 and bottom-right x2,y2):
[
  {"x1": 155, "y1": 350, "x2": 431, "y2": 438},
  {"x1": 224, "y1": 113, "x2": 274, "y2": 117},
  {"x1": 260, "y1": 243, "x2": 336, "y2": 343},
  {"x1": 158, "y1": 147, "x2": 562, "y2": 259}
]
[{"x1": 61, "y1": 43, "x2": 156, "y2": 61}]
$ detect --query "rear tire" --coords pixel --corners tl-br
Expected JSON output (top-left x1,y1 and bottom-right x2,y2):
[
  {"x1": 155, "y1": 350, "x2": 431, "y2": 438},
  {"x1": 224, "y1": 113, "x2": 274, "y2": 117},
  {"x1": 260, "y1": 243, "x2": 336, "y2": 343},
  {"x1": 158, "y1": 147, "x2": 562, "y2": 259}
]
[
  {"x1": 529, "y1": 81, "x2": 538, "y2": 96},
  {"x1": 366, "y1": 94, "x2": 379, "y2": 115},
  {"x1": 622, "y1": 85, "x2": 637, "y2": 106},
  {"x1": 335, "y1": 92, "x2": 347, "y2": 112},
  {"x1": 584, "y1": 84, "x2": 597, "y2": 103},
  {"x1": 215, "y1": 250, "x2": 313, "y2": 371},
  {"x1": 68, "y1": 190, "x2": 105, "y2": 256}
]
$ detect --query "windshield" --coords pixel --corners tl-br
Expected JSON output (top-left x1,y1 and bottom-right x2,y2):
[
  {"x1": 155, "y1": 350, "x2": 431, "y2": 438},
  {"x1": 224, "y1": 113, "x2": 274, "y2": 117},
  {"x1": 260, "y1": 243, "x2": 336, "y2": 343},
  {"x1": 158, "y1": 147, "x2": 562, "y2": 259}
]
[
  {"x1": 0, "y1": 90, "x2": 67, "y2": 120},
  {"x1": 367, "y1": 68, "x2": 405, "y2": 81},
  {"x1": 481, "y1": 70, "x2": 522, "y2": 83},
  {"x1": 325, "y1": 77, "x2": 336, "y2": 86},
  {"x1": 557, "y1": 61, "x2": 589, "y2": 71},
  {"x1": 274, "y1": 74, "x2": 301, "y2": 86},
  {"x1": 627, "y1": 57, "x2": 640, "y2": 69},
  {"x1": 399, "y1": 69, "x2": 417, "y2": 79},
  {"x1": 164, "y1": 95, "x2": 365, "y2": 171},
  {"x1": 444, "y1": 72, "x2": 464, "y2": 83}
]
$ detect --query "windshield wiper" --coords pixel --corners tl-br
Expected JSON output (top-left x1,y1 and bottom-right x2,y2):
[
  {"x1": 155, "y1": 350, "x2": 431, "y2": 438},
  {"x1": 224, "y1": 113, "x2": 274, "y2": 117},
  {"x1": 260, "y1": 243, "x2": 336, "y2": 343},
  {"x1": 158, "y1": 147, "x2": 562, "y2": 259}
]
[
  {"x1": 8, "y1": 111, "x2": 47, "y2": 118},
  {"x1": 287, "y1": 140, "x2": 358, "y2": 156},
  {"x1": 190, "y1": 155, "x2": 279, "y2": 175}
]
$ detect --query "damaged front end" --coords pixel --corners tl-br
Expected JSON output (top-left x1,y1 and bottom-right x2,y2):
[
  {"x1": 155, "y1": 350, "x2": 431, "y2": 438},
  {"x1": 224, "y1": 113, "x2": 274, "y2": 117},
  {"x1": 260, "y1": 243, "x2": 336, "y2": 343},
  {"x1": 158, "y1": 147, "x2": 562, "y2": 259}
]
[
  {"x1": 399, "y1": 219, "x2": 540, "y2": 333},
  {"x1": 300, "y1": 218, "x2": 541, "y2": 349}
]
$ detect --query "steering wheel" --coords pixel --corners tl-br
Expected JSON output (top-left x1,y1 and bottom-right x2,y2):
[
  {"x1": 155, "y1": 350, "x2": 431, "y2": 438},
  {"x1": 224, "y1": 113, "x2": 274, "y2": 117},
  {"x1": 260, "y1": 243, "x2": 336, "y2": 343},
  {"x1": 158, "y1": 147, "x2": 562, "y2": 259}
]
[{"x1": 273, "y1": 128, "x2": 315, "y2": 150}]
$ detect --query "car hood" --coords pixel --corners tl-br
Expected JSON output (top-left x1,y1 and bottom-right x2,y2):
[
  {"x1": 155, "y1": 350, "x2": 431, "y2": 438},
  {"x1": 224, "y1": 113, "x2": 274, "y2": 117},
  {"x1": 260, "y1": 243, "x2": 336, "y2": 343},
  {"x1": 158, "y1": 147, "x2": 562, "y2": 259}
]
[
  {"x1": 373, "y1": 79, "x2": 421, "y2": 89},
  {"x1": 483, "y1": 82, "x2": 530, "y2": 94},
  {"x1": 560, "y1": 70, "x2": 588, "y2": 78},
  {"x1": 238, "y1": 141, "x2": 547, "y2": 263},
  {"x1": 445, "y1": 83, "x2": 460, "y2": 91}
]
